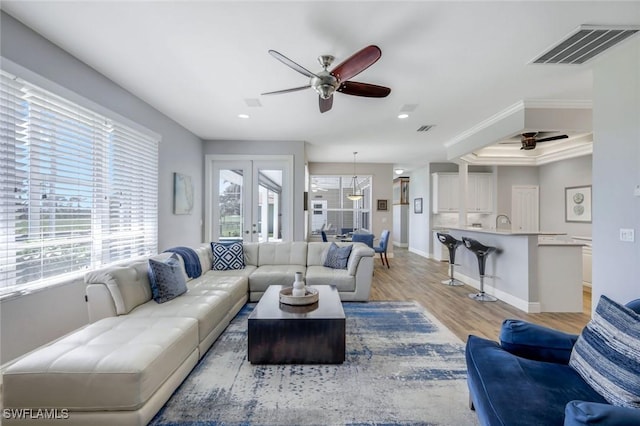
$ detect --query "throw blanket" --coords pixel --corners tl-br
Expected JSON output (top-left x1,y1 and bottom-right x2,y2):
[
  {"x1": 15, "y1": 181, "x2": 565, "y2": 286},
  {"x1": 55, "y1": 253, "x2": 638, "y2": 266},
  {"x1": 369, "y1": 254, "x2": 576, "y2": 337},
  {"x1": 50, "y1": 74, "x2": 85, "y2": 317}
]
[{"x1": 164, "y1": 246, "x2": 202, "y2": 279}]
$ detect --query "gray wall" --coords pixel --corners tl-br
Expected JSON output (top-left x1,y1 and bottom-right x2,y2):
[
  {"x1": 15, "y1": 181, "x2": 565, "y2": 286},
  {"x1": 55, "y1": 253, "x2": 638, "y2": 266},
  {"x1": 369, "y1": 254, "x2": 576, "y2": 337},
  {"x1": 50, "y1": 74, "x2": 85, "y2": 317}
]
[
  {"x1": 539, "y1": 155, "x2": 592, "y2": 236},
  {"x1": 0, "y1": 12, "x2": 204, "y2": 364},
  {"x1": 496, "y1": 166, "x2": 540, "y2": 217},
  {"x1": 592, "y1": 37, "x2": 640, "y2": 309},
  {"x1": 409, "y1": 165, "x2": 431, "y2": 257},
  {"x1": 203, "y1": 140, "x2": 306, "y2": 241}
]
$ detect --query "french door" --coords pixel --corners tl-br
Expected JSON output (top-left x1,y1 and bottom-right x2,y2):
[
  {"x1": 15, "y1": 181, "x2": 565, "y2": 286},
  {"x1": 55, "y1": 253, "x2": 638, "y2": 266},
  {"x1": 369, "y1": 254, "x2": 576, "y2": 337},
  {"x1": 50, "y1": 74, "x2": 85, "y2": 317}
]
[{"x1": 206, "y1": 156, "x2": 292, "y2": 242}]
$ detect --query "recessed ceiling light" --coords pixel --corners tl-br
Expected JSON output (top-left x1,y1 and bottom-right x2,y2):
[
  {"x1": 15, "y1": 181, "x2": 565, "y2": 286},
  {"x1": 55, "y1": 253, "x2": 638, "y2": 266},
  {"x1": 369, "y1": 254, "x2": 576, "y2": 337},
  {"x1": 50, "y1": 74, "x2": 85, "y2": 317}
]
[
  {"x1": 237, "y1": 114, "x2": 250, "y2": 119},
  {"x1": 397, "y1": 113, "x2": 409, "y2": 119},
  {"x1": 395, "y1": 168, "x2": 404, "y2": 175}
]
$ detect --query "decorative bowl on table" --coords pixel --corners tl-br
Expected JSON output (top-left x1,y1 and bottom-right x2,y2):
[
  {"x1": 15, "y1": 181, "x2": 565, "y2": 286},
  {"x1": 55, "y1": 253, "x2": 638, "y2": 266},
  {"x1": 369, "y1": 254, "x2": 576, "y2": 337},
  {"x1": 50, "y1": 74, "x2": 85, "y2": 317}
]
[{"x1": 279, "y1": 286, "x2": 319, "y2": 306}]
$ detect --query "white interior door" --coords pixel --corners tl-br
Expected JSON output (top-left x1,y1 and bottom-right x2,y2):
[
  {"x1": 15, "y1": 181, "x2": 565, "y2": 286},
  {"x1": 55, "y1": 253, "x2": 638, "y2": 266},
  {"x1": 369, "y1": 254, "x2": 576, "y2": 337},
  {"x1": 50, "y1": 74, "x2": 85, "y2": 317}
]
[
  {"x1": 208, "y1": 156, "x2": 292, "y2": 242},
  {"x1": 512, "y1": 185, "x2": 539, "y2": 232}
]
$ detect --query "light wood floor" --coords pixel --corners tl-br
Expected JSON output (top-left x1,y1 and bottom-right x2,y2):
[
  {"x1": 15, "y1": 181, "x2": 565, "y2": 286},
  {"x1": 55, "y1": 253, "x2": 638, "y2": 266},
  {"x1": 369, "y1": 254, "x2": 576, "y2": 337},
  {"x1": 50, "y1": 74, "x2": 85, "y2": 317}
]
[{"x1": 370, "y1": 247, "x2": 591, "y2": 342}]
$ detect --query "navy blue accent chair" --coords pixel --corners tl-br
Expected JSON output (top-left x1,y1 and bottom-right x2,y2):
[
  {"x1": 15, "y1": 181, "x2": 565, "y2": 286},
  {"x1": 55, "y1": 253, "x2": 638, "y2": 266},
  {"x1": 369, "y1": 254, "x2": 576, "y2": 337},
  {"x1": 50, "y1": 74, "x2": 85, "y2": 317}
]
[
  {"x1": 374, "y1": 229, "x2": 390, "y2": 268},
  {"x1": 466, "y1": 298, "x2": 640, "y2": 426},
  {"x1": 351, "y1": 233, "x2": 374, "y2": 248},
  {"x1": 320, "y1": 230, "x2": 328, "y2": 242}
]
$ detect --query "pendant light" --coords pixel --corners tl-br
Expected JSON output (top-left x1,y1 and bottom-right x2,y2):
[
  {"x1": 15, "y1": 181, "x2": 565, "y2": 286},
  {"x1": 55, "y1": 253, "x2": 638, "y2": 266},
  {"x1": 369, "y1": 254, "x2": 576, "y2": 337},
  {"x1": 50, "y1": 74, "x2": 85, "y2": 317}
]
[{"x1": 347, "y1": 152, "x2": 363, "y2": 201}]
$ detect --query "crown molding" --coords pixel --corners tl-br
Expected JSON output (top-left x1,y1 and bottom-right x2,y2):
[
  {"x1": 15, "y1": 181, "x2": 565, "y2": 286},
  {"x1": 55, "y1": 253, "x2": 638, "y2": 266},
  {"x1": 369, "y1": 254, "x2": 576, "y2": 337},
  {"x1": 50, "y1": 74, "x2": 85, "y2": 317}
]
[
  {"x1": 445, "y1": 99, "x2": 593, "y2": 149},
  {"x1": 460, "y1": 142, "x2": 592, "y2": 166}
]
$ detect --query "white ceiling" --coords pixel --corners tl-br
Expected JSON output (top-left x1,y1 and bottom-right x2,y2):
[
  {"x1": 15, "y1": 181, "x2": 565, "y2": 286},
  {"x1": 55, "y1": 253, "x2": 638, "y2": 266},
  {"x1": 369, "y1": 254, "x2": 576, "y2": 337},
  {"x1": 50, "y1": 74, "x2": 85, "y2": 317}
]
[{"x1": 3, "y1": 1, "x2": 639, "y2": 171}]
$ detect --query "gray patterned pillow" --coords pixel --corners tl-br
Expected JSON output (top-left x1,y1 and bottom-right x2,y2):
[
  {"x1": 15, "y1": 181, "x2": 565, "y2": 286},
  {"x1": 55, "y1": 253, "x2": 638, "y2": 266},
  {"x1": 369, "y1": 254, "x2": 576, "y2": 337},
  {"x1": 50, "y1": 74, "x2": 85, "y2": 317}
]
[
  {"x1": 569, "y1": 295, "x2": 640, "y2": 408},
  {"x1": 148, "y1": 254, "x2": 187, "y2": 303},
  {"x1": 323, "y1": 243, "x2": 352, "y2": 269}
]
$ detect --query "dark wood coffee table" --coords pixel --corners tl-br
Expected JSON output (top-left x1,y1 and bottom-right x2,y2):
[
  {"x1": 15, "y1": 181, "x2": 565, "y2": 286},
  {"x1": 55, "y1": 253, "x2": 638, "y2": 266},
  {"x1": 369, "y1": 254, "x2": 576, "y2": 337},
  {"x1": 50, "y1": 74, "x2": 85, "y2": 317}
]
[{"x1": 248, "y1": 285, "x2": 345, "y2": 364}]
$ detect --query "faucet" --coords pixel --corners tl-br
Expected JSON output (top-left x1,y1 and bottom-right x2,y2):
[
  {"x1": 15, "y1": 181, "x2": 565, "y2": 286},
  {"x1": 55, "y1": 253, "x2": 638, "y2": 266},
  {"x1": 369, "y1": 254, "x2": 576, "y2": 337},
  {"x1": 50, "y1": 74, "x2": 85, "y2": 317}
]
[{"x1": 495, "y1": 214, "x2": 511, "y2": 230}]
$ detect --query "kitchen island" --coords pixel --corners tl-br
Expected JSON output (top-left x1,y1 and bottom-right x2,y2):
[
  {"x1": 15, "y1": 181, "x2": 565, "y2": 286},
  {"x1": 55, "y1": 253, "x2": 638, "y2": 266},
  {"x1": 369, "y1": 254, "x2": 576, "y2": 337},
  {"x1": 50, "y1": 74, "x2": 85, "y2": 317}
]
[{"x1": 443, "y1": 227, "x2": 584, "y2": 313}]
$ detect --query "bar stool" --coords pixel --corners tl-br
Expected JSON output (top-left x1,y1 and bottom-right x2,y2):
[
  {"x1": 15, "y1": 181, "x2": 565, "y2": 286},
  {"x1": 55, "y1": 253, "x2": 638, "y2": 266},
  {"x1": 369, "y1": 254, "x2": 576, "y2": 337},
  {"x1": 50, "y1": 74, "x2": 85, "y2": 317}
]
[
  {"x1": 436, "y1": 233, "x2": 464, "y2": 286},
  {"x1": 462, "y1": 237, "x2": 498, "y2": 302}
]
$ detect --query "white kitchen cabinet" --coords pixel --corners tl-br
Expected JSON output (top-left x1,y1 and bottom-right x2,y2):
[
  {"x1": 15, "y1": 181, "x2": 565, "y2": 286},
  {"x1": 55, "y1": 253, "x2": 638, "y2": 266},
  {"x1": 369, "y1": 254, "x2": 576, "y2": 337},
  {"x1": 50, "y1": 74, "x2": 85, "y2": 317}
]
[
  {"x1": 432, "y1": 172, "x2": 493, "y2": 214},
  {"x1": 467, "y1": 173, "x2": 494, "y2": 213},
  {"x1": 432, "y1": 173, "x2": 459, "y2": 213}
]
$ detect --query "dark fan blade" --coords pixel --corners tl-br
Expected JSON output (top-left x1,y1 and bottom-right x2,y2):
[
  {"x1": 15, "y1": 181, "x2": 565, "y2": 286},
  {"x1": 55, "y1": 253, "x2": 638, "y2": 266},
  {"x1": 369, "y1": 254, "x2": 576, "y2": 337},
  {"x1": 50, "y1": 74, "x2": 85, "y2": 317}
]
[
  {"x1": 319, "y1": 95, "x2": 333, "y2": 113},
  {"x1": 268, "y1": 50, "x2": 318, "y2": 78},
  {"x1": 331, "y1": 45, "x2": 382, "y2": 82},
  {"x1": 261, "y1": 85, "x2": 311, "y2": 96},
  {"x1": 536, "y1": 134, "x2": 569, "y2": 143},
  {"x1": 337, "y1": 81, "x2": 391, "y2": 98}
]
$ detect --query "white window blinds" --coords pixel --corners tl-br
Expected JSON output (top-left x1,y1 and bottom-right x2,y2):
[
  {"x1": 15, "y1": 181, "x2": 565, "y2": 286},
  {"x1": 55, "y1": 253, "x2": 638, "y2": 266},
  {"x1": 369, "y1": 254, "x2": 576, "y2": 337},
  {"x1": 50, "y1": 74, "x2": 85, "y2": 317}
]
[{"x1": 0, "y1": 70, "x2": 158, "y2": 295}]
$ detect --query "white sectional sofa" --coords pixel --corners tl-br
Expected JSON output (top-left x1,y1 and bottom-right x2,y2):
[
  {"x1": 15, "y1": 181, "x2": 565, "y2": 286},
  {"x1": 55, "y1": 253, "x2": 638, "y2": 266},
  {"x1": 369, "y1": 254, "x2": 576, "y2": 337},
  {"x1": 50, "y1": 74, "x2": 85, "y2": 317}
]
[{"x1": 1, "y1": 241, "x2": 374, "y2": 425}]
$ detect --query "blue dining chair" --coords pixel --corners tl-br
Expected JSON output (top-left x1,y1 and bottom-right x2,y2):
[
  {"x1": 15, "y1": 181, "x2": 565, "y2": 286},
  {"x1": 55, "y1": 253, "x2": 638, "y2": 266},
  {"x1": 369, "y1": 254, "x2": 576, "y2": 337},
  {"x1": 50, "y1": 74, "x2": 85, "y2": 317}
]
[
  {"x1": 321, "y1": 230, "x2": 328, "y2": 242},
  {"x1": 374, "y1": 230, "x2": 391, "y2": 268},
  {"x1": 351, "y1": 233, "x2": 374, "y2": 248}
]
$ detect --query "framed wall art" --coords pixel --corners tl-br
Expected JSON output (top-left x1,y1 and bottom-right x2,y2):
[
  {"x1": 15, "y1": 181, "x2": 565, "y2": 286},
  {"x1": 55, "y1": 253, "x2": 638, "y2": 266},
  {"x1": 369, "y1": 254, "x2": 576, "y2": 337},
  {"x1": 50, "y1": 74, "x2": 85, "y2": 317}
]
[
  {"x1": 377, "y1": 199, "x2": 388, "y2": 211},
  {"x1": 414, "y1": 197, "x2": 423, "y2": 214},
  {"x1": 174, "y1": 172, "x2": 194, "y2": 215},
  {"x1": 565, "y1": 185, "x2": 591, "y2": 223}
]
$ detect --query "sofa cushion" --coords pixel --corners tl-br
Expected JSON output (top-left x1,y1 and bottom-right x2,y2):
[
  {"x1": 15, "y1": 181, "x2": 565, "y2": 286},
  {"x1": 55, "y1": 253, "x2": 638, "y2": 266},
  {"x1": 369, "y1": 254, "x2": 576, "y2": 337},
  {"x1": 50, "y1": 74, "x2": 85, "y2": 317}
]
[
  {"x1": 128, "y1": 292, "x2": 230, "y2": 344},
  {"x1": 258, "y1": 242, "x2": 307, "y2": 266},
  {"x1": 2, "y1": 316, "x2": 198, "y2": 411},
  {"x1": 84, "y1": 263, "x2": 152, "y2": 315},
  {"x1": 148, "y1": 254, "x2": 188, "y2": 303},
  {"x1": 466, "y1": 335, "x2": 607, "y2": 426},
  {"x1": 249, "y1": 265, "x2": 307, "y2": 292},
  {"x1": 569, "y1": 295, "x2": 640, "y2": 408},
  {"x1": 500, "y1": 319, "x2": 579, "y2": 364},
  {"x1": 187, "y1": 275, "x2": 249, "y2": 303},
  {"x1": 211, "y1": 241, "x2": 245, "y2": 270},
  {"x1": 324, "y1": 243, "x2": 352, "y2": 269},
  {"x1": 305, "y1": 265, "x2": 356, "y2": 292}
]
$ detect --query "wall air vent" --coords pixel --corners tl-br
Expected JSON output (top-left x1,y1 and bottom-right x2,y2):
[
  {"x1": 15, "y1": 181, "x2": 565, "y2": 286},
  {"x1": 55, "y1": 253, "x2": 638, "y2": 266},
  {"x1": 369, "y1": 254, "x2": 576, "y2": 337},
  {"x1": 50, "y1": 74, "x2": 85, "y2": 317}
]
[
  {"x1": 532, "y1": 25, "x2": 639, "y2": 65},
  {"x1": 417, "y1": 125, "x2": 434, "y2": 132}
]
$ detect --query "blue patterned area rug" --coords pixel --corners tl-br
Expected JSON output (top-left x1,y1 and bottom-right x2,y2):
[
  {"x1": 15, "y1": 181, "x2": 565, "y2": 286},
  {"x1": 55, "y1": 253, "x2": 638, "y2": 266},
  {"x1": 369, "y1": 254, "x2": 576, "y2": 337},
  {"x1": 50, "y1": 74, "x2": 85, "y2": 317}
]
[{"x1": 150, "y1": 301, "x2": 479, "y2": 426}]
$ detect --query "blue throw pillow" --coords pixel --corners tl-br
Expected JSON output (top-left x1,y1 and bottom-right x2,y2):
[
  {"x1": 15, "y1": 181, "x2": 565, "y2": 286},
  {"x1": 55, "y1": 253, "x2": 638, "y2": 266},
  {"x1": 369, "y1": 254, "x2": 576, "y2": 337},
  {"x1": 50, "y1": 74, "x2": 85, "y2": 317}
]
[
  {"x1": 148, "y1": 254, "x2": 187, "y2": 303},
  {"x1": 211, "y1": 241, "x2": 245, "y2": 271},
  {"x1": 569, "y1": 295, "x2": 640, "y2": 408},
  {"x1": 323, "y1": 243, "x2": 352, "y2": 269}
]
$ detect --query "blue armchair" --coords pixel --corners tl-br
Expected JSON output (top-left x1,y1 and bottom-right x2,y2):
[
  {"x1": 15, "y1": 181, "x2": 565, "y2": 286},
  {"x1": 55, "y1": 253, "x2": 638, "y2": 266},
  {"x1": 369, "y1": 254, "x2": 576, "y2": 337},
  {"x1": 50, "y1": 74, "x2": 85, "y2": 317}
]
[{"x1": 466, "y1": 298, "x2": 640, "y2": 426}]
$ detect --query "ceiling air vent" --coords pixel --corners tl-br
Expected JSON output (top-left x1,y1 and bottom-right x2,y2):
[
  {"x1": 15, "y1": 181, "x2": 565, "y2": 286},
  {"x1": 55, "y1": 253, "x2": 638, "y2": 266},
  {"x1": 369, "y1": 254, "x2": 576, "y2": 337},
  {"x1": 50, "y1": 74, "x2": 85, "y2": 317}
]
[
  {"x1": 532, "y1": 25, "x2": 639, "y2": 65},
  {"x1": 417, "y1": 125, "x2": 434, "y2": 132},
  {"x1": 244, "y1": 98, "x2": 262, "y2": 107}
]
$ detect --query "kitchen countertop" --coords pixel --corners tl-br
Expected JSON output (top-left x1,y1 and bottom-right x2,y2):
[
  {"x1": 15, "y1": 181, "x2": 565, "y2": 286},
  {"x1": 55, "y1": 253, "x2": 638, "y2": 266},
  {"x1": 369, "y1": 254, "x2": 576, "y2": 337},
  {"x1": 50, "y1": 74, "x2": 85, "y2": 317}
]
[{"x1": 444, "y1": 226, "x2": 566, "y2": 236}]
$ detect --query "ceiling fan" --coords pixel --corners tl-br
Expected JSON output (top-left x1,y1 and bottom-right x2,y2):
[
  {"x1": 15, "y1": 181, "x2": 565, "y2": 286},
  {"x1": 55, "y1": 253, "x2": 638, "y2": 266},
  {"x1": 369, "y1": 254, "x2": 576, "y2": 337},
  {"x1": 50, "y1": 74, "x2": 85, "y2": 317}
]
[
  {"x1": 500, "y1": 132, "x2": 569, "y2": 150},
  {"x1": 261, "y1": 45, "x2": 391, "y2": 113}
]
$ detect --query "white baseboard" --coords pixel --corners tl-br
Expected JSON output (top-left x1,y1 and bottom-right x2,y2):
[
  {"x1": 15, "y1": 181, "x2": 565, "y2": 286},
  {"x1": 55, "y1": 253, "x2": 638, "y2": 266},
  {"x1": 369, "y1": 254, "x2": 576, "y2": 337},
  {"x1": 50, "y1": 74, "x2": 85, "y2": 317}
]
[
  {"x1": 453, "y1": 272, "x2": 541, "y2": 313},
  {"x1": 408, "y1": 247, "x2": 429, "y2": 258}
]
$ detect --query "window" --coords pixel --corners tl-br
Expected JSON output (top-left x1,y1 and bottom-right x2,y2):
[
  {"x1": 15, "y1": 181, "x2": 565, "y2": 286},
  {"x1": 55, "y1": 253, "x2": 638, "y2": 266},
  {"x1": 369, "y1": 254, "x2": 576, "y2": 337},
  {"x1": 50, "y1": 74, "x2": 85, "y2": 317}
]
[
  {"x1": 309, "y1": 175, "x2": 371, "y2": 235},
  {"x1": 0, "y1": 70, "x2": 159, "y2": 296}
]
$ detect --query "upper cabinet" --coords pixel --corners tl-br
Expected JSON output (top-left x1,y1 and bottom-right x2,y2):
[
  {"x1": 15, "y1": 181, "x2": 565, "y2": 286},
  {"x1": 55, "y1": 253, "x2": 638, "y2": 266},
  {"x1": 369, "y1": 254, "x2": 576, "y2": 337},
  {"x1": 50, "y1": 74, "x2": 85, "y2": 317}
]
[
  {"x1": 432, "y1": 173, "x2": 459, "y2": 213},
  {"x1": 467, "y1": 173, "x2": 494, "y2": 213},
  {"x1": 432, "y1": 172, "x2": 493, "y2": 214}
]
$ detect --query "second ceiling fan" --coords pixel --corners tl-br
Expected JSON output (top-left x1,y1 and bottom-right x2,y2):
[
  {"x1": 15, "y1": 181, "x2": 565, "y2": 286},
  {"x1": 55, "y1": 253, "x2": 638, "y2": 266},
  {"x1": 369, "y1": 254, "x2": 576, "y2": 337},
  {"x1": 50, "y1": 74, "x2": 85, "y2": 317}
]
[
  {"x1": 261, "y1": 45, "x2": 391, "y2": 113},
  {"x1": 501, "y1": 131, "x2": 569, "y2": 150}
]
